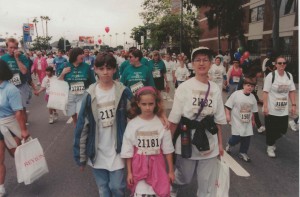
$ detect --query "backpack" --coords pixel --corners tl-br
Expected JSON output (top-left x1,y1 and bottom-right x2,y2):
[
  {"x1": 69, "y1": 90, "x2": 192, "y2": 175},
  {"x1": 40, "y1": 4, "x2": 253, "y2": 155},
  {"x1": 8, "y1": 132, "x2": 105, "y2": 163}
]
[{"x1": 271, "y1": 71, "x2": 291, "y2": 83}]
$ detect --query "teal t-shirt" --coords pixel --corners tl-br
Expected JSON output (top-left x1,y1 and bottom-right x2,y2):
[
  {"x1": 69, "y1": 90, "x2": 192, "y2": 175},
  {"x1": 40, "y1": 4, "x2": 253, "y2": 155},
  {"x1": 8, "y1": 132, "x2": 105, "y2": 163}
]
[
  {"x1": 148, "y1": 59, "x2": 166, "y2": 78},
  {"x1": 141, "y1": 57, "x2": 149, "y2": 67},
  {"x1": 119, "y1": 57, "x2": 149, "y2": 76},
  {"x1": 1, "y1": 53, "x2": 29, "y2": 85},
  {"x1": 120, "y1": 65, "x2": 155, "y2": 94},
  {"x1": 59, "y1": 62, "x2": 96, "y2": 92}
]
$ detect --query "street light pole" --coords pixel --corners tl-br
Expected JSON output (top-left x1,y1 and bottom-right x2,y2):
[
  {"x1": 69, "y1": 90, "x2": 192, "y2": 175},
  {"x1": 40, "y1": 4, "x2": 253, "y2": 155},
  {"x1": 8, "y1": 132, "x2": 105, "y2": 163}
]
[
  {"x1": 115, "y1": 33, "x2": 118, "y2": 47},
  {"x1": 180, "y1": 0, "x2": 183, "y2": 54},
  {"x1": 123, "y1": 32, "x2": 126, "y2": 47}
]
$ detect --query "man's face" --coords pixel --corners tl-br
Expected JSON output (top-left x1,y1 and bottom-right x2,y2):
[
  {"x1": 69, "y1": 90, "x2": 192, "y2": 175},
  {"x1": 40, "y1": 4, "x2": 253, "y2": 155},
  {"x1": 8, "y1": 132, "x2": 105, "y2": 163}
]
[
  {"x1": 7, "y1": 42, "x2": 18, "y2": 56},
  {"x1": 84, "y1": 50, "x2": 89, "y2": 56},
  {"x1": 192, "y1": 54, "x2": 211, "y2": 76}
]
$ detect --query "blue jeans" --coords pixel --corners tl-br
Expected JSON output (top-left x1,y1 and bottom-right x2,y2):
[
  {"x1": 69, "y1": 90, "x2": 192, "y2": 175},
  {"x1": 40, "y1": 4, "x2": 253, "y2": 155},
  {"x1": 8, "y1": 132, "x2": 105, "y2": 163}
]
[
  {"x1": 92, "y1": 168, "x2": 126, "y2": 197},
  {"x1": 228, "y1": 135, "x2": 251, "y2": 154}
]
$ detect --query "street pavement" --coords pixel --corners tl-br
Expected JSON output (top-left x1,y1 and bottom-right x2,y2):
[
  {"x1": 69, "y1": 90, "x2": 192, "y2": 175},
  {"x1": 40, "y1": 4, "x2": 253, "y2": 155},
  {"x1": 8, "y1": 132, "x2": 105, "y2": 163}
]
[{"x1": 3, "y1": 78, "x2": 299, "y2": 197}]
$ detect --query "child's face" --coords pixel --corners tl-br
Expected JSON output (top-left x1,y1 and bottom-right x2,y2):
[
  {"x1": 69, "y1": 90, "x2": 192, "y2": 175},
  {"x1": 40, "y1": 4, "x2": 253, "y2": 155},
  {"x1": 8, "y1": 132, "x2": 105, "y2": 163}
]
[
  {"x1": 137, "y1": 94, "x2": 156, "y2": 116},
  {"x1": 94, "y1": 65, "x2": 116, "y2": 83},
  {"x1": 243, "y1": 84, "x2": 254, "y2": 94},
  {"x1": 46, "y1": 71, "x2": 52, "y2": 77}
]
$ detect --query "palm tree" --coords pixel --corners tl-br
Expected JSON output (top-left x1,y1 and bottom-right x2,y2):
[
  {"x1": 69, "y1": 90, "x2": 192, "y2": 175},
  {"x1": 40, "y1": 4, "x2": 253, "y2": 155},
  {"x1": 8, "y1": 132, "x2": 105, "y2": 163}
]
[
  {"x1": 44, "y1": 16, "x2": 50, "y2": 37},
  {"x1": 32, "y1": 18, "x2": 39, "y2": 37},
  {"x1": 40, "y1": 16, "x2": 45, "y2": 37}
]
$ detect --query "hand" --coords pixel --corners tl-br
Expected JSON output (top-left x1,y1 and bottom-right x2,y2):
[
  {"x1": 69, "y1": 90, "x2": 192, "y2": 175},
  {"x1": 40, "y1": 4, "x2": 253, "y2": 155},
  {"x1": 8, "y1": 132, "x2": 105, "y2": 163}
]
[
  {"x1": 21, "y1": 129, "x2": 30, "y2": 140},
  {"x1": 62, "y1": 67, "x2": 71, "y2": 75},
  {"x1": 34, "y1": 91, "x2": 39, "y2": 96},
  {"x1": 263, "y1": 107, "x2": 269, "y2": 116},
  {"x1": 219, "y1": 145, "x2": 224, "y2": 156},
  {"x1": 291, "y1": 106, "x2": 296, "y2": 116},
  {"x1": 165, "y1": 85, "x2": 170, "y2": 93},
  {"x1": 14, "y1": 50, "x2": 20, "y2": 59},
  {"x1": 127, "y1": 173, "x2": 134, "y2": 186},
  {"x1": 226, "y1": 116, "x2": 231, "y2": 123},
  {"x1": 168, "y1": 171, "x2": 175, "y2": 184}
]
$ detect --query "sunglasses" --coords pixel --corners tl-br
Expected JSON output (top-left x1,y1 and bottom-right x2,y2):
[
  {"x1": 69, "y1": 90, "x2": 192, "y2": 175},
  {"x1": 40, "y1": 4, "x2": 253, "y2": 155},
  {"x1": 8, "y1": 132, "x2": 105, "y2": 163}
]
[{"x1": 277, "y1": 62, "x2": 287, "y2": 65}]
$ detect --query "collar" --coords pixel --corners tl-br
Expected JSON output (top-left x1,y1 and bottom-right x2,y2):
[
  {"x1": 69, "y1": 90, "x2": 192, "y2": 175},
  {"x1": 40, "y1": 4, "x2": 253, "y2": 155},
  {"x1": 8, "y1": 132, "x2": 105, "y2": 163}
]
[{"x1": 0, "y1": 81, "x2": 8, "y2": 89}]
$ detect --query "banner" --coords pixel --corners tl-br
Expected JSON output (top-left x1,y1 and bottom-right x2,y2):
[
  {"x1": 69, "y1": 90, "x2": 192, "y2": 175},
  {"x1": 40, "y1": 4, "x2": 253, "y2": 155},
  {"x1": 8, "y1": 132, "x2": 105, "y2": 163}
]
[
  {"x1": 79, "y1": 36, "x2": 94, "y2": 44},
  {"x1": 23, "y1": 23, "x2": 30, "y2": 35}
]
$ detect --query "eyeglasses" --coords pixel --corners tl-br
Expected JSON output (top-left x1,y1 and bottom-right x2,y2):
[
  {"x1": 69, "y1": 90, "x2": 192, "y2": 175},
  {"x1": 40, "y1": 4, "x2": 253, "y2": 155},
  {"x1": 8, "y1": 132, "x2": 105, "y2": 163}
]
[
  {"x1": 129, "y1": 56, "x2": 134, "y2": 58},
  {"x1": 193, "y1": 59, "x2": 210, "y2": 63},
  {"x1": 277, "y1": 62, "x2": 287, "y2": 65}
]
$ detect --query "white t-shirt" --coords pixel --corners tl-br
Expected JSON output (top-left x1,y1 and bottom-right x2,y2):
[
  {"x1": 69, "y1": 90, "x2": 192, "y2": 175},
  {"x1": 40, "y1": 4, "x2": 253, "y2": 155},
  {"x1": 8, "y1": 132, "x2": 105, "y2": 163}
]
[
  {"x1": 46, "y1": 58, "x2": 54, "y2": 68},
  {"x1": 225, "y1": 90, "x2": 258, "y2": 136},
  {"x1": 117, "y1": 56, "x2": 125, "y2": 67},
  {"x1": 208, "y1": 64, "x2": 226, "y2": 89},
  {"x1": 121, "y1": 115, "x2": 174, "y2": 195},
  {"x1": 261, "y1": 57, "x2": 269, "y2": 73},
  {"x1": 263, "y1": 70, "x2": 296, "y2": 116},
  {"x1": 175, "y1": 66, "x2": 190, "y2": 82},
  {"x1": 163, "y1": 60, "x2": 176, "y2": 81},
  {"x1": 41, "y1": 75, "x2": 57, "y2": 94},
  {"x1": 168, "y1": 78, "x2": 226, "y2": 160},
  {"x1": 89, "y1": 85, "x2": 125, "y2": 171}
]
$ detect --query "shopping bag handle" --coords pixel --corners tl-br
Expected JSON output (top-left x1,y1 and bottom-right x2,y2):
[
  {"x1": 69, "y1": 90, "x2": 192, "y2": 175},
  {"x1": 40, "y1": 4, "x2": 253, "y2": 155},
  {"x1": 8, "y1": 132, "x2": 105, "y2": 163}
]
[{"x1": 21, "y1": 136, "x2": 33, "y2": 144}]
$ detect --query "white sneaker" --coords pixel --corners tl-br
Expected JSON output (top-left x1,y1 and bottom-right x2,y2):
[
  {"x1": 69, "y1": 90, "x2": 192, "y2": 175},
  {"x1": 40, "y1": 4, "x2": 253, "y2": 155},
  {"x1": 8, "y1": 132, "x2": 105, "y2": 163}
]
[
  {"x1": 238, "y1": 153, "x2": 251, "y2": 162},
  {"x1": 267, "y1": 146, "x2": 276, "y2": 157},
  {"x1": 49, "y1": 115, "x2": 54, "y2": 124},
  {"x1": 170, "y1": 186, "x2": 178, "y2": 197},
  {"x1": 225, "y1": 143, "x2": 232, "y2": 153},
  {"x1": 37, "y1": 82, "x2": 41, "y2": 86},
  {"x1": 53, "y1": 112, "x2": 59, "y2": 121},
  {"x1": 289, "y1": 120, "x2": 298, "y2": 131},
  {"x1": 257, "y1": 126, "x2": 266, "y2": 133},
  {"x1": 0, "y1": 187, "x2": 6, "y2": 197}
]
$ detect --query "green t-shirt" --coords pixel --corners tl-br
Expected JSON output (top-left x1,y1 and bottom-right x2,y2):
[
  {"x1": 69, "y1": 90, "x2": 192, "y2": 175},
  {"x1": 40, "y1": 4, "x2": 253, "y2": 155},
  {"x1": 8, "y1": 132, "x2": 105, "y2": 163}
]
[
  {"x1": 1, "y1": 53, "x2": 29, "y2": 85},
  {"x1": 120, "y1": 65, "x2": 155, "y2": 94},
  {"x1": 59, "y1": 62, "x2": 96, "y2": 91},
  {"x1": 119, "y1": 57, "x2": 149, "y2": 76},
  {"x1": 148, "y1": 60, "x2": 166, "y2": 79}
]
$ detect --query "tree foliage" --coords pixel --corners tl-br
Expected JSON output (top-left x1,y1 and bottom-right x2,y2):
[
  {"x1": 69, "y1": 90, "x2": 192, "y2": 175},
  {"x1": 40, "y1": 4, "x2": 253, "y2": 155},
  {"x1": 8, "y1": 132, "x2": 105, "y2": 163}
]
[
  {"x1": 57, "y1": 37, "x2": 71, "y2": 51},
  {"x1": 139, "y1": 0, "x2": 171, "y2": 24},
  {"x1": 30, "y1": 36, "x2": 52, "y2": 51},
  {"x1": 190, "y1": 0, "x2": 245, "y2": 48}
]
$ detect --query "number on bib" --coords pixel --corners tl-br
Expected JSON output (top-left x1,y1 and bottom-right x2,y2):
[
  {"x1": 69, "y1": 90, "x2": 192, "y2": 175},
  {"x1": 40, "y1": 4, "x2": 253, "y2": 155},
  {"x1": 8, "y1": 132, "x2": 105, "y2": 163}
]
[
  {"x1": 70, "y1": 82, "x2": 85, "y2": 95},
  {"x1": 136, "y1": 130, "x2": 160, "y2": 155},
  {"x1": 275, "y1": 97, "x2": 288, "y2": 111},
  {"x1": 98, "y1": 101, "x2": 115, "y2": 128},
  {"x1": 10, "y1": 73, "x2": 22, "y2": 86},
  {"x1": 130, "y1": 81, "x2": 144, "y2": 94}
]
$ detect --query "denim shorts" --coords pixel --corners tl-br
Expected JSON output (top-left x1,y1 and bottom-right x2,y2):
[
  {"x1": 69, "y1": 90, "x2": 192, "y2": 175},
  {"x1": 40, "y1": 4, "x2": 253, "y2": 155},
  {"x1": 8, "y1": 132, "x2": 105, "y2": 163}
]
[{"x1": 66, "y1": 92, "x2": 85, "y2": 116}]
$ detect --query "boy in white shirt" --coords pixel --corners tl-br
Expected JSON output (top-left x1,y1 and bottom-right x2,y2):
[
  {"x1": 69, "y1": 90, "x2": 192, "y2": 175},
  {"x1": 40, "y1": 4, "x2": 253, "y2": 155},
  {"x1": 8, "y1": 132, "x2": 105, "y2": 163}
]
[{"x1": 225, "y1": 77, "x2": 258, "y2": 162}]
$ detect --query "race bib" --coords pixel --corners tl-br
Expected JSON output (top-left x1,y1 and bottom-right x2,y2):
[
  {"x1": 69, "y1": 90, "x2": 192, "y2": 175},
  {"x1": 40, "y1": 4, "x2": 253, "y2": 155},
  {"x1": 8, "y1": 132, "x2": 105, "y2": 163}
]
[
  {"x1": 130, "y1": 81, "x2": 144, "y2": 94},
  {"x1": 275, "y1": 97, "x2": 288, "y2": 111},
  {"x1": 277, "y1": 85, "x2": 289, "y2": 93},
  {"x1": 191, "y1": 90, "x2": 213, "y2": 117},
  {"x1": 136, "y1": 130, "x2": 160, "y2": 155},
  {"x1": 85, "y1": 60, "x2": 91, "y2": 65},
  {"x1": 10, "y1": 73, "x2": 22, "y2": 86},
  {"x1": 152, "y1": 70, "x2": 161, "y2": 78},
  {"x1": 70, "y1": 82, "x2": 85, "y2": 95},
  {"x1": 98, "y1": 101, "x2": 115, "y2": 128},
  {"x1": 233, "y1": 76, "x2": 240, "y2": 83},
  {"x1": 240, "y1": 112, "x2": 251, "y2": 123}
]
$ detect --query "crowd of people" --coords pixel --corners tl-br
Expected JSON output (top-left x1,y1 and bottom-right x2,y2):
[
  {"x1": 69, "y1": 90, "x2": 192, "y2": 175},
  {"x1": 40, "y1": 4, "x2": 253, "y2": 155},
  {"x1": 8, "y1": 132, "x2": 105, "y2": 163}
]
[{"x1": 0, "y1": 37, "x2": 298, "y2": 197}]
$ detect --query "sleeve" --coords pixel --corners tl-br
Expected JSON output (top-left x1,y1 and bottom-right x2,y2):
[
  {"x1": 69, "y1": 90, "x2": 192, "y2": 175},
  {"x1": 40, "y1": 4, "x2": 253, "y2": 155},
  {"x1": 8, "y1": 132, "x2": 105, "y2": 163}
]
[
  {"x1": 161, "y1": 129, "x2": 175, "y2": 154},
  {"x1": 7, "y1": 86, "x2": 23, "y2": 111},
  {"x1": 214, "y1": 87, "x2": 227, "y2": 125},
  {"x1": 225, "y1": 91, "x2": 235, "y2": 109},
  {"x1": 263, "y1": 72, "x2": 272, "y2": 92},
  {"x1": 120, "y1": 123, "x2": 135, "y2": 158},
  {"x1": 120, "y1": 69, "x2": 127, "y2": 86},
  {"x1": 168, "y1": 85, "x2": 185, "y2": 124},
  {"x1": 252, "y1": 96, "x2": 258, "y2": 113}
]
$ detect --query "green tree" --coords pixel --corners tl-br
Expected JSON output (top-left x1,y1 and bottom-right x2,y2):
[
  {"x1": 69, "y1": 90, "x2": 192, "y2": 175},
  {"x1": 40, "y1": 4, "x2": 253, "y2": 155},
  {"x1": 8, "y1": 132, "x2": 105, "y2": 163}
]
[
  {"x1": 57, "y1": 37, "x2": 71, "y2": 51},
  {"x1": 32, "y1": 18, "x2": 39, "y2": 37},
  {"x1": 190, "y1": 0, "x2": 245, "y2": 50},
  {"x1": 139, "y1": 0, "x2": 171, "y2": 24},
  {"x1": 30, "y1": 36, "x2": 52, "y2": 51}
]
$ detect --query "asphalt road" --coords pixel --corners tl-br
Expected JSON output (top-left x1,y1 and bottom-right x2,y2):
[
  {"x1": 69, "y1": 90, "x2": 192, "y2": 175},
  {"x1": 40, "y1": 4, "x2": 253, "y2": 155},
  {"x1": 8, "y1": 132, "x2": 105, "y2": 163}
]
[{"x1": 3, "y1": 80, "x2": 299, "y2": 197}]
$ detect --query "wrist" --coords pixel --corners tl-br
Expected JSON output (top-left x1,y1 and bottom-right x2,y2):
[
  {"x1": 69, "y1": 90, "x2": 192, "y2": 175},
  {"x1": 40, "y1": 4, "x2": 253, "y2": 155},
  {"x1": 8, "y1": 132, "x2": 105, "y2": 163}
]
[{"x1": 292, "y1": 104, "x2": 296, "y2": 106}]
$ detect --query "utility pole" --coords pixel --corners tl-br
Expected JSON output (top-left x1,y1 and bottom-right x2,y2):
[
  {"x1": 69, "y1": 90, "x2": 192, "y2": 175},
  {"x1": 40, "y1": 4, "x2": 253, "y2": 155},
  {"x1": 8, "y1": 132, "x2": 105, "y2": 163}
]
[{"x1": 180, "y1": 0, "x2": 183, "y2": 53}]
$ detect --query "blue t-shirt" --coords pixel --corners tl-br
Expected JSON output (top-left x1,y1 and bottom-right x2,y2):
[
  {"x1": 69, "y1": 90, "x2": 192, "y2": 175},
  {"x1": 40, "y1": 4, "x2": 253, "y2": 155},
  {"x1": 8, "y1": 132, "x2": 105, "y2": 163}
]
[
  {"x1": 83, "y1": 56, "x2": 95, "y2": 70},
  {"x1": 53, "y1": 57, "x2": 68, "y2": 76},
  {"x1": 0, "y1": 81, "x2": 23, "y2": 118},
  {"x1": 1, "y1": 53, "x2": 29, "y2": 85}
]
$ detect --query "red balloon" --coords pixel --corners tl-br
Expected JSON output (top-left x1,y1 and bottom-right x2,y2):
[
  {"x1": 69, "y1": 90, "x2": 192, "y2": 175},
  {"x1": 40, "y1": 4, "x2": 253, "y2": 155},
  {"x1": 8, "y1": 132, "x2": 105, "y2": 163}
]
[
  {"x1": 105, "y1": 27, "x2": 110, "y2": 33},
  {"x1": 240, "y1": 56, "x2": 245, "y2": 64},
  {"x1": 243, "y1": 51, "x2": 250, "y2": 59},
  {"x1": 98, "y1": 39, "x2": 102, "y2": 44}
]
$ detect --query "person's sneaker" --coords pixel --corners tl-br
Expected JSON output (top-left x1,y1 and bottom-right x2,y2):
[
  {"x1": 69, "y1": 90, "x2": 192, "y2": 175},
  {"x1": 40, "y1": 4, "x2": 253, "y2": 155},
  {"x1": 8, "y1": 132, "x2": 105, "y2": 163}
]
[
  {"x1": 25, "y1": 122, "x2": 29, "y2": 126},
  {"x1": 257, "y1": 126, "x2": 266, "y2": 133},
  {"x1": 238, "y1": 153, "x2": 251, "y2": 162},
  {"x1": 53, "y1": 112, "x2": 59, "y2": 121},
  {"x1": 49, "y1": 115, "x2": 54, "y2": 124},
  {"x1": 267, "y1": 146, "x2": 276, "y2": 158},
  {"x1": 170, "y1": 186, "x2": 178, "y2": 197},
  {"x1": 289, "y1": 120, "x2": 298, "y2": 131},
  {"x1": 167, "y1": 97, "x2": 173, "y2": 102},
  {"x1": 0, "y1": 187, "x2": 6, "y2": 197},
  {"x1": 225, "y1": 143, "x2": 232, "y2": 153}
]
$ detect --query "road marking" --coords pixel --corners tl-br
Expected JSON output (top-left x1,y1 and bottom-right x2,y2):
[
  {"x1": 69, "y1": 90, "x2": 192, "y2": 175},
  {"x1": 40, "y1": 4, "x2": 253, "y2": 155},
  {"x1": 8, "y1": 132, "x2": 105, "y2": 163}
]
[
  {"x1": 222, "y1": 151, "x2": 250, "y2": 177},
  {"x1": 67, "y1": 117, "x2": 73, "y2": 124}
]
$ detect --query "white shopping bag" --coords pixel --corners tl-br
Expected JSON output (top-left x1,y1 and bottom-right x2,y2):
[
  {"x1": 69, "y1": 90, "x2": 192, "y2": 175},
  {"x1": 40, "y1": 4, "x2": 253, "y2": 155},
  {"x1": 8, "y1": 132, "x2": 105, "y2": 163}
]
[
  {"x1": 47, "y1": 79, "x2": 69, "y2": 111},
  {"x1": 212, "y1": 157, "x2": 230, "y2": 197},
  {"x1": 15, "y1": 138, "x2": 49, "y2": 185}
]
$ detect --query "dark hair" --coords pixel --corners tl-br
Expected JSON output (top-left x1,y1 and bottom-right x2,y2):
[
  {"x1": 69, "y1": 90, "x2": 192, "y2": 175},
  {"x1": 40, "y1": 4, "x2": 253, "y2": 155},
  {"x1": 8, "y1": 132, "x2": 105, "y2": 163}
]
[
  {"x1": 95, "y1": 52, "x2": 117, "y2": 69},
  {"x1": 45, "y1": 66, "x2": 54, "y2": 72},
  {"x1": 69, "y1": 48, "x2": 84, "y2": 63},
  {"x1": 128, "y1": 88, "x2": 164, "y2": 119},
  {"x1": 129, "y1": 47, "x2": 137, "y2": 53},
  {"x1": 215, "y1": 57, "x2": 221, "y2": 61},
  {"x1": 0, "y1": 59, "x2": 13, "y2": 80},
  {"x1": 130, "y1": 49, "x2": 143, "y2": 61},
  {"x1": 243, "y1": 77, "x2": 257, "y2": 86}
]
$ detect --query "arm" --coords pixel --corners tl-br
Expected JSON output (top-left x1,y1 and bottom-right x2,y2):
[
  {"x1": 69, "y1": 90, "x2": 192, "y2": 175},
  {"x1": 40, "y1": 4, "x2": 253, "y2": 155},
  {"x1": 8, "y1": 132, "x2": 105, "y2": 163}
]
[
  {"x1": 58, "y1": 67, "x2": 71, "y2": 80},
  {"x1": 289, "y1": 91, "x2": 296, "y2": 116},
  {"x1": 15, "y1": 52, "x2": 28, "y2": 75},
  {"x1": 35, "y1": 86, "x2": 46, "y2": 96},
  {"x1": 15, "y1": 111, "x2": 29, "y2": 139},
  {"x1": 263, "y1": 91, "x2": 269, "y2": 116},
  {"x1": 226, "y1": 67, "x2": 232, "y2": 85},
  {"x1": 126, "y1": 158, "x2": 133, "y2": 186},
  {"x1": 225, "y1": 107, "x2": 231, "y2": 123},
  {"x1": 165, "y1": 153, "x2": 175, "y2": 183},
  {"x1": 169, "y1": 122, "x2": 178, "y2": 137},
  {"x1": 217, "y1": 124, "x2": 223, "y2": 156}
]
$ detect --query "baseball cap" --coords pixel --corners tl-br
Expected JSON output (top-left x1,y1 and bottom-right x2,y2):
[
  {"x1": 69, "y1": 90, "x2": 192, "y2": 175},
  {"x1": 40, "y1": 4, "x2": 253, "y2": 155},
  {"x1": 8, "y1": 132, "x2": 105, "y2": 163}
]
[{"x1": 191, "y1": 47, "x2": 213, "y2": 61}]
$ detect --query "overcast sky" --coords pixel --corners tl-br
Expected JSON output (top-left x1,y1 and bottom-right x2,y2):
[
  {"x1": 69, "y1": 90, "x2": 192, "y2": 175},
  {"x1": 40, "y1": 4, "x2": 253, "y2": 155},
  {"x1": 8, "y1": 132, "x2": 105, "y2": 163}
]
[{"x1": 0, "y1": 0, "x2": 144, "y2": 46}]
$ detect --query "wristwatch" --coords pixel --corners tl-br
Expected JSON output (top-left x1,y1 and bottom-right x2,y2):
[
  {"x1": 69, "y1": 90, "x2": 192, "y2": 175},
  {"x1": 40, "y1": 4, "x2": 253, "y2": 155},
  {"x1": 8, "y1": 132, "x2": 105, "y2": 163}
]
[{"x1": 292, "y1": 104, "x2": 296, "y2": 106}]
